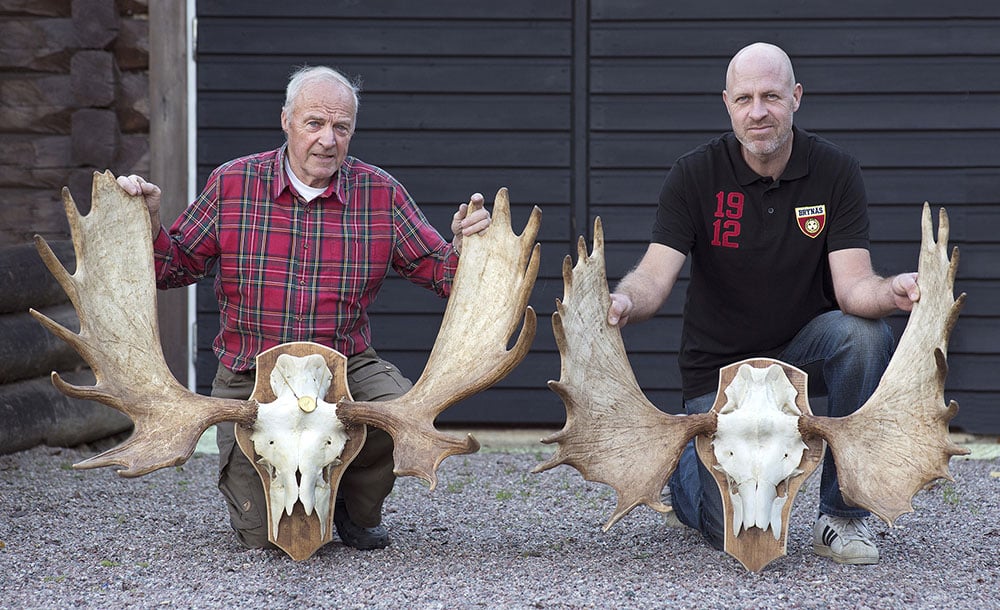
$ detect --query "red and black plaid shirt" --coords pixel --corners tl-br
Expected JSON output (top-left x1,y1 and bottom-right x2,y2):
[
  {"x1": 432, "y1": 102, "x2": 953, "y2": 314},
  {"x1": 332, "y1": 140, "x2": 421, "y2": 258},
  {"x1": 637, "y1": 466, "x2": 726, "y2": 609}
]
[{"x1": 152, "y1": 146, "x2": 458, "y2": 372}]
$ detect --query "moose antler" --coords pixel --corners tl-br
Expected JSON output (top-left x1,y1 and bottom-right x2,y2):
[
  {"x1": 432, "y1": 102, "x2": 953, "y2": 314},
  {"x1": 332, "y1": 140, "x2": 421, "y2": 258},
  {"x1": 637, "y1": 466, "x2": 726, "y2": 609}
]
[
  {"x1": 532, "y1": 218, "x2": 716, "y2": 530},
  {"x1": 538, "y1": 205, "x2": 969, "y2": 571},
  {"x1": 799, "y1": 203, "x2": 970, "y2": 525},
  {"x1": 32, "y1": 173, "x2": 541, "y2": 560},
  {"x1": 337, "y1": 188, "x2": 542, "y2": 489},
  {"x1": 30, "y1": 171, "x2": 257, "y2": 477}
]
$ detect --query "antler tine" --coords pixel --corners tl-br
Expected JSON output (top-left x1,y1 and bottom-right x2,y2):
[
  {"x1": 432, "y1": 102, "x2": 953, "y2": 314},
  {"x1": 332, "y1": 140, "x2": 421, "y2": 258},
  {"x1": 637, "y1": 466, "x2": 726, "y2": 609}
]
[
  {"x1": 931, "y1": 206, "x2": 966, "y2": 340},
  {"x1": 800, "y1": 203, "x2": 970, "y2": 526},
  {"x1": 29, "y1": 171, "x2": 256, "y2": 477},
  {"x1": 36, "y1": 190, "x2": 82, "y2": 298},
  {"x1": 337, "y1": 188, "x2": 541, "y2": 489},
  {"x1": 533, "y1": 217, "x2": 716, "y2": 531}
]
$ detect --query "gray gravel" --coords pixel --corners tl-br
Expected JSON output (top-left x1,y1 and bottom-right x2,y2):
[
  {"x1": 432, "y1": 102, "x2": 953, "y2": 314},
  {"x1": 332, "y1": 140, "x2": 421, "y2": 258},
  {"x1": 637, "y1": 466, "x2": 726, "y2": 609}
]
[{"x1": 1, "y1": 433, "x2": 997, "y2": 609}]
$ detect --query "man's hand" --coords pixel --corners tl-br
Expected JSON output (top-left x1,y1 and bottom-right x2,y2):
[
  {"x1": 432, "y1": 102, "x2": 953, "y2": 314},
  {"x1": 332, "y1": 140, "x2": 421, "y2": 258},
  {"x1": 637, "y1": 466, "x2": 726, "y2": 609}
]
[
  {"x1": 607, "y1": 293, "x2": 634, "y2": 328},
  {"x1": 605, "y1": 243, "x2": 686, "y2": 329},
  {"x1": 890, "y1": 272, "x2": 920, "y2": 312},
  {"x1": 116, "y1": 174, "x2": 163, "y2": 239},
  {"x1": 451, "y1": 192, "x2": 491, "y2": 255}
]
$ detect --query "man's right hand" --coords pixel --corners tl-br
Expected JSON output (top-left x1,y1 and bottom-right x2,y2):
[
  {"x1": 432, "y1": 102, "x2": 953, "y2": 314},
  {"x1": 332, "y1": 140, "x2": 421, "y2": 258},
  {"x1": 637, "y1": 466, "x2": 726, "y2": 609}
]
[
  {"x1": 606, "y1": 243, "x2": 686, "y2": 329},
  {"x1": 116, "y1": 174, "x2": 163, "y2": 239},
  {"x1": 608, "y1": 292, "x2": 634, "y2": 328}
]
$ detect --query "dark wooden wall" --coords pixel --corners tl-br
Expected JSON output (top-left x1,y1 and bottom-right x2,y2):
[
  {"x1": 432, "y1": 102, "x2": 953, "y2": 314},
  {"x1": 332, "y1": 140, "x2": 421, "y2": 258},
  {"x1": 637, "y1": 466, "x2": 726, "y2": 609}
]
[
  {"x1": 194, "y1": 1, "x2": 576, "y2": 425},
  {"x1": 194, "y1": 0, "x2": 1000, "y2": 433},
  {"x1": 586, "y1": 2, "x2": 1000, "y2": 434}
]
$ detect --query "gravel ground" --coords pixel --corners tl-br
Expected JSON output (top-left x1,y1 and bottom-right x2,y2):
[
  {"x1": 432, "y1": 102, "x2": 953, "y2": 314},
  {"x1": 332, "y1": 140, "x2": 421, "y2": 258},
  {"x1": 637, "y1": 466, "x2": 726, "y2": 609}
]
[{"x1": 0, "y1": 431, "x2": 997, "y2": 609}]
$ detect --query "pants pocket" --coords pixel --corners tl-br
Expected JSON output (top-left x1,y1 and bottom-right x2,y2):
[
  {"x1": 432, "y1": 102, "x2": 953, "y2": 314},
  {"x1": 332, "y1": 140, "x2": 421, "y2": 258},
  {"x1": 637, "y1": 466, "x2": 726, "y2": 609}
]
[{"x1": 346, "y1": 352, "x2": 412, "y2": 402}]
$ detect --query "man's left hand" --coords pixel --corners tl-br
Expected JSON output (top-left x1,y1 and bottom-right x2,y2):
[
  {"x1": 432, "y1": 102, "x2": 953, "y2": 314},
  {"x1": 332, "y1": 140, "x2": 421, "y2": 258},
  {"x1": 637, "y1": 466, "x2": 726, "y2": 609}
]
[
  {"x1": 891, "y1": 272, "x2": 920, "y2": 312},
  {"x1": 451, "y1": 193, "x2": 491, "y2": 255}
]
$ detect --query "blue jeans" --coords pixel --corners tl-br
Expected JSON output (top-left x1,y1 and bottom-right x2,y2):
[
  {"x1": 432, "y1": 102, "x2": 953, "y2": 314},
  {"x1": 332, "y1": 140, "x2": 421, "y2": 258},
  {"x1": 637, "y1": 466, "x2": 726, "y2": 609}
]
[{"x1": 666, "y1": 310, "x2": 893, "y2": 550}]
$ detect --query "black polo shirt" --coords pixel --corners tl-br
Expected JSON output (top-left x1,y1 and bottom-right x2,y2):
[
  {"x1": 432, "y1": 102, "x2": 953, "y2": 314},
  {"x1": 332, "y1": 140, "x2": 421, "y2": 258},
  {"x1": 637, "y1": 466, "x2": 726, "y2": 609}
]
[{"x1": 652, "y1": 126, "x2": 871, "y2": 399}]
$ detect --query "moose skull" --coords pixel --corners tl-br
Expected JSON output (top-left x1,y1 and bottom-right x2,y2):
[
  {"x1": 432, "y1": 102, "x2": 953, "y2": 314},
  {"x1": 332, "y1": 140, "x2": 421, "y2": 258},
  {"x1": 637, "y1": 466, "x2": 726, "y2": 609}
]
[
  {"x1": 250, "y1": 353, "x2": 349, "y2": 540},
  {"x1": 711, "y1": 363, "x2": 807, "y2": 539}
]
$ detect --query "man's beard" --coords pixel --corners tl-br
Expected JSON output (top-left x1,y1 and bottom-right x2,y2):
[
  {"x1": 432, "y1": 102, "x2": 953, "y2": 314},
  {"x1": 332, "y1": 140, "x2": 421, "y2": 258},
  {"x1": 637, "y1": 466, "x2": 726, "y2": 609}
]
[{"x1": 738, "y1": 127, "x2": 792, "y2": 157}]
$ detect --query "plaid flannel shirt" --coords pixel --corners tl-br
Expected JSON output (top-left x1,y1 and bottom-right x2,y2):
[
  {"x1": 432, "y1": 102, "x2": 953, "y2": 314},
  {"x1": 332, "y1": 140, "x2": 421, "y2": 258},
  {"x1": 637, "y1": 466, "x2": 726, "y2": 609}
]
[{"x1": 152, "y1": 145, "x2": 458, "y2": 372}]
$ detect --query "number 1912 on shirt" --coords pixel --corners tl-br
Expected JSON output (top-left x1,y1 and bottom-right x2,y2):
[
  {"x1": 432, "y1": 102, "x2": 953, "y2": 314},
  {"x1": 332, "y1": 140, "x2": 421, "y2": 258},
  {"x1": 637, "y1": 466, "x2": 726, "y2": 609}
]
[{"x1": 713, "y1": 191, "x2": 743, "y2": 248}]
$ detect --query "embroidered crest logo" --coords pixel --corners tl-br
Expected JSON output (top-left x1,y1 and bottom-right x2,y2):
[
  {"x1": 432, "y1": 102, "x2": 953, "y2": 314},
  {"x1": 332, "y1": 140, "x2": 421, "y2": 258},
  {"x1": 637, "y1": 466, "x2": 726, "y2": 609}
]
[{"x1": 795, "y1": 205, "x2": 826, "y2": 238}]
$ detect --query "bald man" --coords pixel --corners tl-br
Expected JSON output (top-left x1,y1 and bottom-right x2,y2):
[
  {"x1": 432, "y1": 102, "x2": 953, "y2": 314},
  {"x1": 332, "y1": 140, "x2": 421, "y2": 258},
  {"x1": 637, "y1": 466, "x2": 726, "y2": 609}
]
[{"x1": 607, "y1": 43, "x2": 919, "y2": 565}]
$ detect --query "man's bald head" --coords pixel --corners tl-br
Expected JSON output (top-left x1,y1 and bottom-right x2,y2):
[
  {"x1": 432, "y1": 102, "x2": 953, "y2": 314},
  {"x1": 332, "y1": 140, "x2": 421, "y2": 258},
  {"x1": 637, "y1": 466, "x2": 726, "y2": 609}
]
[{"x1": 726, "y1": 42, "x2": 796, "y2": 92}]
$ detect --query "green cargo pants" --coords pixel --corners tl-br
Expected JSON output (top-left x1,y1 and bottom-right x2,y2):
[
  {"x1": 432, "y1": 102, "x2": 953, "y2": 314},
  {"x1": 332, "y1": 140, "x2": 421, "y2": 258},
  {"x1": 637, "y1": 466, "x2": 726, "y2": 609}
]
[{"x1": 211, "y1": 347, "x2": 411, "y2": 549}]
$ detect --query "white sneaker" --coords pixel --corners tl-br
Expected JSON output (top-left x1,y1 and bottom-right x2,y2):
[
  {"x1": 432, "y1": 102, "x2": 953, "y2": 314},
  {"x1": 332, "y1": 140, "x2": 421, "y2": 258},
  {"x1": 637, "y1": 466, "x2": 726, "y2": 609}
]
[
  {"x1": 813, "y1": 514, "x2": 880, "y2": 565},
  {"x1": 664, "y1": 509, "x2": 687, "y2": 529}
]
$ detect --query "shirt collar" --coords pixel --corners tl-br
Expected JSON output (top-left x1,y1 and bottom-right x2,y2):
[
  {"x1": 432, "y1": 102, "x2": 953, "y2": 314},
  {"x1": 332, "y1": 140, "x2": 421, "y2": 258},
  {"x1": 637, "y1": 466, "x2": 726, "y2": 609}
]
[
  {"x1": 273, "y1": 144, "x2": 348, "y2": 205},
  {"x1": 781, "y1": 126, "x2": 809, "y2": 181}
]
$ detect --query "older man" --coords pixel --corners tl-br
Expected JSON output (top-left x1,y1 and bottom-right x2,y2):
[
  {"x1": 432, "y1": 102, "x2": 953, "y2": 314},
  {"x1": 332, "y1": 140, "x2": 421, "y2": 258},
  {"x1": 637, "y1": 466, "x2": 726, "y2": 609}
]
[
  {"x1": 606, "y1": 42, "x2": 919, "y2": 565},
  {"x1": 118, "y1": 65, "x2": 491, "y2": 551}
]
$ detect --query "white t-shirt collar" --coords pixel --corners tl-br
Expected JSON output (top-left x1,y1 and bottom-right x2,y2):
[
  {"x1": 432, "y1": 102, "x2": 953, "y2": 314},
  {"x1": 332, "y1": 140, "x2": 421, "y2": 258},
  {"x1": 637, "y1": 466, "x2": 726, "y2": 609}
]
[{"x1": 284, "y1": 158, "x2": 327, "y2": 202}]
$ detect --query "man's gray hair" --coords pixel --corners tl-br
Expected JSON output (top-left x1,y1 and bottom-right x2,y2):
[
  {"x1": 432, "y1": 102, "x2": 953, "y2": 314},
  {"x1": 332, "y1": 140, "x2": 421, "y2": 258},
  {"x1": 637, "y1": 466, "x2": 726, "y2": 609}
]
[{"x1": 283, "y1": 65, "x2": 361, "y2": 116}]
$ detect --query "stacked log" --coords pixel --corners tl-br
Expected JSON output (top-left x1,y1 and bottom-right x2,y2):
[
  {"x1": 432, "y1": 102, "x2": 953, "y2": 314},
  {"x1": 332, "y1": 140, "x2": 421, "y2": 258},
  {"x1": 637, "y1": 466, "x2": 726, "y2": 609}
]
[
  {"x1": 0, "y1": 0, "x2": 150, "y2": 247},
  {"x1": 0, "y1": 242, "x2": 132, "y2": 454},
  {"x1": 0, "y1": 0, "x2": 147, "y2": 453}
]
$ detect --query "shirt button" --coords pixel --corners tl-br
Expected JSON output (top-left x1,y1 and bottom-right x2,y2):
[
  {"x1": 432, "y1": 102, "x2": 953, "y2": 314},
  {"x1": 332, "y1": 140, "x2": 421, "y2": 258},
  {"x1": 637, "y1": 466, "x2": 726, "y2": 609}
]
[{"x1": 768, "y1": 207, "x2": 775, "y2": 214}]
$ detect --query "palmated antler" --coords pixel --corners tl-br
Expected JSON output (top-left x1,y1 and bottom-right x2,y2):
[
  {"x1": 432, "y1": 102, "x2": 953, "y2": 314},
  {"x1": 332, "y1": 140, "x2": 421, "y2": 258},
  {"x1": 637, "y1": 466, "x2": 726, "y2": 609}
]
[
  {"x1": 532, "y1": 218, "x2": 716, "y2": 530},
  {"x1": 32, "y1": 173, "x2": 541, "y2": 560},
  {"x1": 29, "y1": 171, "x2": 257, "y2": 477},
  {"x1": 538, "y1": 205, "x2": 969, "y2": 569},
  {"x1": 336, "y1": 188, "x2": 541, "y2": 489},
  {"x1": 800, "y1": 203, "x2": 970, "y2": 525}
]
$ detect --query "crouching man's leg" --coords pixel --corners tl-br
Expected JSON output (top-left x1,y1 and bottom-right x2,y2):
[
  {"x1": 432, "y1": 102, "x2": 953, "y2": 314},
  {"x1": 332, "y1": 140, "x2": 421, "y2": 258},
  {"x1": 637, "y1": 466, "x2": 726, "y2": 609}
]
[
  {"x1": 666, "y1": 393, "x2": 726, "y2": 552},
  {"x1": 781, "y1": 310, "x2": 893, "y2": 565},
  {"x1": 333, "y1": 347, "x2": 413, "y2": 550},
  {"x1": 212, "y1": 364, "x2": 275, "y2": 550}
]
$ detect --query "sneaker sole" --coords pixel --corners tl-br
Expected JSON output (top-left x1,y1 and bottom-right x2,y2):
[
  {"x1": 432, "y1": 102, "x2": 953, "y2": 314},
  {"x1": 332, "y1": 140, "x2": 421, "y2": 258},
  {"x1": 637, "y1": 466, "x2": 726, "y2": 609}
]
[{"x1": 813, "y1": 543, "x2": 879, "y2": 565}]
